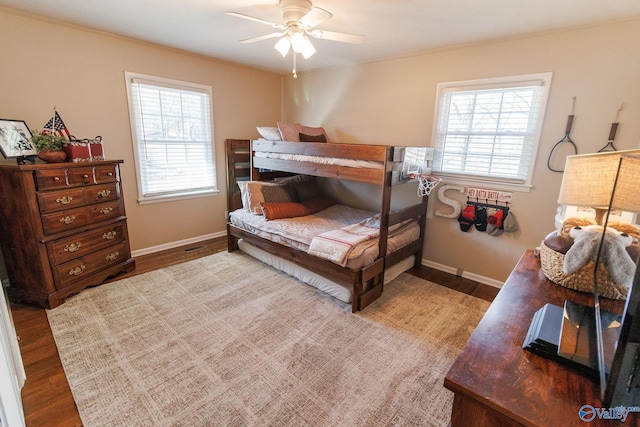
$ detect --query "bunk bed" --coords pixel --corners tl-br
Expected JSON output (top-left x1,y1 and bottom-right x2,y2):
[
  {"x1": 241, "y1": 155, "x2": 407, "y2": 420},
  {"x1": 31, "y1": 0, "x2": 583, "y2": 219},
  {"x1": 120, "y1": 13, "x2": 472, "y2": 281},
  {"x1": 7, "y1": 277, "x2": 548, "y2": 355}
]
[{"x1": 226, "y1": 138, "x2": 430, "y2": 312}]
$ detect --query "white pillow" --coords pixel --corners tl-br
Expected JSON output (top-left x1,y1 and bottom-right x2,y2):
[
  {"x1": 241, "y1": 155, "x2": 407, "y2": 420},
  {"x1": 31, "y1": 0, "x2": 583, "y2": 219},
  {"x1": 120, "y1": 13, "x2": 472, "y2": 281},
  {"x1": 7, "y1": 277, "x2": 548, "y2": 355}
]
[
  {"x1": 237, "y1": 181, "x2": 250, "y2": 211},
  {"x1": 256, "y1": 126, "x2": 282, "y2": 141}
]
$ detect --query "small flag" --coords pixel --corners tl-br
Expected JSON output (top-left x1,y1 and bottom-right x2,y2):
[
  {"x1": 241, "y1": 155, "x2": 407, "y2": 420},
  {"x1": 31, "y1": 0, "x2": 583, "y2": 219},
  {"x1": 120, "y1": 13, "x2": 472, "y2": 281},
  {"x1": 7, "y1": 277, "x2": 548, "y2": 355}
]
[{"x1": 43, "y1": 111, "x2": 71, "y2": 139}]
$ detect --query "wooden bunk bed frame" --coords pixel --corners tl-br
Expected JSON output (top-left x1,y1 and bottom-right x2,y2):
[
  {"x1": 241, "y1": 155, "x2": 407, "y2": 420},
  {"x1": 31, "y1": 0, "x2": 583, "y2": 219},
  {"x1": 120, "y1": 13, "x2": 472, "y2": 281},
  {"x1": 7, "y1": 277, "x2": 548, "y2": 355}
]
[{"x1": 226, "y1": 138, "x2": 429, "y2": 312}]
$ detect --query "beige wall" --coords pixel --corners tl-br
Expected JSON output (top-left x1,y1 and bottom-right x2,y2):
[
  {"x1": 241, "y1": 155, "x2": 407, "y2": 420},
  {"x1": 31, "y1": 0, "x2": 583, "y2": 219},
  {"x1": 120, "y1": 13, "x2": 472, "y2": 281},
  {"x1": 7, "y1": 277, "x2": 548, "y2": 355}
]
[
  {"x1": 3, "y1": 7, "x2": 639, "y2": 283},
  {"x1": 0, "y1": 9, "x2": 282, "y2": 252},
  {"x1": 283, "y1": 19, "x2": 640, "y2": 283}
]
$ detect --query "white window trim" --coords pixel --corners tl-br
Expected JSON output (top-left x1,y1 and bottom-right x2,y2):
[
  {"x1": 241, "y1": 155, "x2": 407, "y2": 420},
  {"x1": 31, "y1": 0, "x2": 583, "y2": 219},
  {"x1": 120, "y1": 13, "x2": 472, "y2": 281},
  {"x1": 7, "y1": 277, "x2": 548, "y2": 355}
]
[
  {"x1": 430, "y1": 72, "x2": 553, "y2": 193},
  {"x1": 124, "y1": 71, "x2": 218, "y2": 204}
]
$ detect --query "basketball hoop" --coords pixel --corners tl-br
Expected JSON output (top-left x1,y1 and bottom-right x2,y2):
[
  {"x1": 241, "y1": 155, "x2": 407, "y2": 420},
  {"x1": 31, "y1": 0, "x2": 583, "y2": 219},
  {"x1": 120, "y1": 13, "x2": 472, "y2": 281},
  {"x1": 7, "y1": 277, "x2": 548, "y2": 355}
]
[{"x1": 413, "y1": 173, "x2": 442, "y2": 197}]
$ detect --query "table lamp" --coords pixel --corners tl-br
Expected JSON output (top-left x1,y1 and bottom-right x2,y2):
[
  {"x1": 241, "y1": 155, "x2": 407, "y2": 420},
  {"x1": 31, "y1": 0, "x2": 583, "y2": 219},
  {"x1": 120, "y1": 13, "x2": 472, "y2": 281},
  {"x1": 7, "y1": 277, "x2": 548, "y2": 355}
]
[{"x1": 557, "y1": 149, "x2": 640, "y2": 225}]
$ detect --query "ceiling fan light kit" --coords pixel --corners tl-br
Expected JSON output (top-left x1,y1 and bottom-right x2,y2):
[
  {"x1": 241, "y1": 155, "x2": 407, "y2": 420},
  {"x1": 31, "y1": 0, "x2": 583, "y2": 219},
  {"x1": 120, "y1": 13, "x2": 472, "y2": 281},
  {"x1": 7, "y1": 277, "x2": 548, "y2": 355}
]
[
  {"x1": 274, "y1": 37, "x2": 291, "y2": 57},
  {"x1": 228, "y1": 0, "x2": 364, "y2": 76}
]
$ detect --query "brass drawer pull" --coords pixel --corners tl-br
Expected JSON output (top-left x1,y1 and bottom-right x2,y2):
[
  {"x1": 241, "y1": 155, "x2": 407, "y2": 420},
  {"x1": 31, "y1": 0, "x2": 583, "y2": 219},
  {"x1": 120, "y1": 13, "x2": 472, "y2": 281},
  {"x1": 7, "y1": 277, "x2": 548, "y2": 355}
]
[
  {"x1": 69, "y1": 265, "x2": 86, "y2": 276},
  {"x1": 59, "y1": 215, "x2": 76, "y2": 224},
  {"x1": 107, "y1": 172, "x2": 113, "y2": 176},
  {"x1": 64, "y1": 242, "x2": 82, "y2": 253},
  {"x1": 103, "y1": 231, "x2": 117, "y2": 240},
  {"x1": 97, "y1": 189, "x2": 111, "y2": 198},
  {"x1": 83, "y1": 174, "x2": 89, "y2": 179},
  {"x1": 53, "y1": 177, "x2": 60, "y2": 182},
  {"x1": 56, "y1": 196, "x2": 73, "y2": 205},
  {"x1": 99, "y1": 207, "x2": 114, "y2": 215},
  {"x1": 106, "y1": 251, "x2": 120, "y2": 261}
]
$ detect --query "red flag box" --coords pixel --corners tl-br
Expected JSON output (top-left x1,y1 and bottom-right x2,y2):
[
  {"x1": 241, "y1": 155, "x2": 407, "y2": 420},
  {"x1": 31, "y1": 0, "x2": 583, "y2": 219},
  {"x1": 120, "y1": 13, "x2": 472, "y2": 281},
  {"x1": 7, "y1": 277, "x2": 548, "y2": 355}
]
[
  {"x1": 89, "y1": 136, "x2": 104, "y2": 161},
  {"x1": 62, "y1": 141, "x2": 90, "y2": 162},
  {"x1": 62, "y1": 137, "x2": 104, "y2": 162}
]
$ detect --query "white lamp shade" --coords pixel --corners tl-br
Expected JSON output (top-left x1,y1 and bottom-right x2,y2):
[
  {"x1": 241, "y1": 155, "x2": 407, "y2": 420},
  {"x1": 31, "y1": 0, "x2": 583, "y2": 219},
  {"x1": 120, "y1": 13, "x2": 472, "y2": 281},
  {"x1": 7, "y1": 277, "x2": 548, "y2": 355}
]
[
  {"x1": 300, "y1": 37, "x2": 316, "y2": 59},
  {"x1": 558, "y1": 149, "x2": 640, "y2": 211},
  {"x1": 291, "y1": 31, "x2": 315, "y2": 59},
  {"x1": 274, "y1": 37, "x2": 291, "y2": 57},
  {"x1": 291, "y1": 31, "x2": 305, "y2": 52},
  {"x1": 612, "y1": 153, "x2": 640, "y2": 212}
]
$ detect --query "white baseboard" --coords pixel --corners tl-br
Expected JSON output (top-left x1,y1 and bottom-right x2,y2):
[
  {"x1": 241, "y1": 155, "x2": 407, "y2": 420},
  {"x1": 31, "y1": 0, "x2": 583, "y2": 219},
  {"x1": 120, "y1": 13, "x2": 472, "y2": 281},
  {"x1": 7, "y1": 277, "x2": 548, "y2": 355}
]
[
  {"x1": 131, "y1": 231, "x2": 227, "y2": 257},
  {"x1": 421, "y1": 258, "x2": 504, "y2": 289}
]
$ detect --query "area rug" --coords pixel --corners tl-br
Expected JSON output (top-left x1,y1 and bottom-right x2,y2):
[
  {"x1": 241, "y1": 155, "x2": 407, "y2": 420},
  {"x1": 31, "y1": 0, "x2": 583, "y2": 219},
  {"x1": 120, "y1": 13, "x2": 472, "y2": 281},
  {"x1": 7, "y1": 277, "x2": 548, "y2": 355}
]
[{"x1": 47, "y1": 251, "x2": 490, "y2": 426}]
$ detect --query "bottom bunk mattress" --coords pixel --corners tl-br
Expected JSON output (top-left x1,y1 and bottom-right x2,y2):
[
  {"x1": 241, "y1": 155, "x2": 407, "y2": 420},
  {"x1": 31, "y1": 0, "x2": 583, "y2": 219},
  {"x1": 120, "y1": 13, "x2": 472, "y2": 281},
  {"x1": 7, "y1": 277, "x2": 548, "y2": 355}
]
[
  {"x1": 237, "y1": 239, "x2": 415, "y2": 304},
  {"x1": 229, "y1": 204, "x2": 420, "y2": 269}
]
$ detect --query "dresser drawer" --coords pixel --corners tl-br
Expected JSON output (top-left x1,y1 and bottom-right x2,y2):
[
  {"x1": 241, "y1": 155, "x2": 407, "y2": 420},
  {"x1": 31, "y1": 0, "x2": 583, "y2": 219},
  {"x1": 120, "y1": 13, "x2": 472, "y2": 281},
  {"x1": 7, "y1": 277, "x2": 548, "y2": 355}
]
[
  {"x1": 67, "y1": 167, "x2": 95, "y2": 186},
  {"x1": 35, "y1": 169, "x2": 68, "y2": 190},
  {"x1": 41, "y1": 200, "x2": 123, "y2": 235},
  {"x1": 38, "y1": 187, "x2": 85, "y2": 213},
  {"x1": 94, "y1": 165, "x2": 118, "y2": 183},
  {"x1": 52, "y1": 242, "x2": 129, "y2": 290},
  {"x1": 46, "y1": 222, "x2": 127, "y2": 266},
  {"x1": 41, "y1": 206, "x2": 92, "y2": 235},
  {"x1": 84, "y1": 183, "x2": 120, "y2": 204},
  {"x1": 88, "y1": 200, "x2": 123, "y2": 222}
]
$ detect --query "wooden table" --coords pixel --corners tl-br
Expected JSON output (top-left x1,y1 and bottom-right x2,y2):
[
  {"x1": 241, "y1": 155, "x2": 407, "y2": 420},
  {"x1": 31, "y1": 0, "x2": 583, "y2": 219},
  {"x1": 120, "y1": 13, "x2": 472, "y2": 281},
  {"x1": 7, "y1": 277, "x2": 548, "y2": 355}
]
[{"x1": 444, "y1": 249, "x2": 637, "y2": 426}]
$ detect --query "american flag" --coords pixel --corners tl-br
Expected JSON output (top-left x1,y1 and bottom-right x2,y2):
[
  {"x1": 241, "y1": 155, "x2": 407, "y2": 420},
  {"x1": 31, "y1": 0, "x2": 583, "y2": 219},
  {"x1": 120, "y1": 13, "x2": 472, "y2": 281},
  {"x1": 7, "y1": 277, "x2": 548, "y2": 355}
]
[{"x1": 43, "y1": 111, "x2": 71, "y2": 139}]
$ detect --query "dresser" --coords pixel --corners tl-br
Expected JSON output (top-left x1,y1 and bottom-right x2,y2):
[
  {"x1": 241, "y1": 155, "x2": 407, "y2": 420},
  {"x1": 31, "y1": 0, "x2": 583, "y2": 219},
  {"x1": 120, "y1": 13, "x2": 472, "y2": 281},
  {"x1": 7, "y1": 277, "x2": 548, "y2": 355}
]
[
  {"x1": 444, "y1": 250, "x2": 633, "y2": 426},
  {"x1": 0, "y1": 161, "x2": 135, "y2": 308}
]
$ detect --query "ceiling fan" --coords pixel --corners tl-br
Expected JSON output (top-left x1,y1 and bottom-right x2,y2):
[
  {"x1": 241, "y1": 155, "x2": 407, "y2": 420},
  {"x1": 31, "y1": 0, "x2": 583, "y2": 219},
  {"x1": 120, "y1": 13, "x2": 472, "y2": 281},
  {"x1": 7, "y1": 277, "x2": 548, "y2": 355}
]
[{"x1": 227, "y1": 0, "x2": 364, "y2": 76}]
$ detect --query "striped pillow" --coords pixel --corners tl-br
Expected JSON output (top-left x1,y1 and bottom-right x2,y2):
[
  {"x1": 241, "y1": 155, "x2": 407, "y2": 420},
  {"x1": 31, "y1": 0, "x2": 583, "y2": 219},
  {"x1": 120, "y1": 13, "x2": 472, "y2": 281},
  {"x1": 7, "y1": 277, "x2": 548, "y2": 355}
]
[
  {"x1": 260, "y1": 196, "x2": 335, "y2": 220},
  {"x1": 260, "y1": 202, "x2": 309, "y2": 220}
]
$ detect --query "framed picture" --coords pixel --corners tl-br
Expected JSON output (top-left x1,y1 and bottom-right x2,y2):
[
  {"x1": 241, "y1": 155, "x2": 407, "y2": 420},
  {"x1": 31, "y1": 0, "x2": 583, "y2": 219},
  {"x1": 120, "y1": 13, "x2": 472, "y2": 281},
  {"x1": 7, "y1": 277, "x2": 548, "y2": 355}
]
[{"x1": 0, "y1": 119, "x2": 37, "y2": 158}]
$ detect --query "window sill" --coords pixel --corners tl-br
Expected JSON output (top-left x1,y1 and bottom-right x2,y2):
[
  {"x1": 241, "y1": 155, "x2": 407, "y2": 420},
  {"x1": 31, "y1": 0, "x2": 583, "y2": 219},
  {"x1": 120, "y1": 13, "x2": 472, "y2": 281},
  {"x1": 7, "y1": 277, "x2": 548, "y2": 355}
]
[{"x1": 137, "y1": 189, "x2": 219, "y2": 205}]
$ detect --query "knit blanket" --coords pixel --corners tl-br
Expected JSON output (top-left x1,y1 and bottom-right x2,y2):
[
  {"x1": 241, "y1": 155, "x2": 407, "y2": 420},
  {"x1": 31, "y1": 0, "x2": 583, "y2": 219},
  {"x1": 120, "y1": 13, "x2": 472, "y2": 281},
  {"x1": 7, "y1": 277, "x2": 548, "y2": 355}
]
[{"x1": 308, "y1": 216, "x2": 382, "y2": 267}]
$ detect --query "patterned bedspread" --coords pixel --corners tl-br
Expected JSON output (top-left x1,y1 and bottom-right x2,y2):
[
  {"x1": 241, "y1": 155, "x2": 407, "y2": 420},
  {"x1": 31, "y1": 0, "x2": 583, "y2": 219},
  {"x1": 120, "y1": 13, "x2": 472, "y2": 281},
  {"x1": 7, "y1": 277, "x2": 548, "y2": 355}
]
[{"x1": 229, "y1": 204, "x2": 419, "y2": 269}]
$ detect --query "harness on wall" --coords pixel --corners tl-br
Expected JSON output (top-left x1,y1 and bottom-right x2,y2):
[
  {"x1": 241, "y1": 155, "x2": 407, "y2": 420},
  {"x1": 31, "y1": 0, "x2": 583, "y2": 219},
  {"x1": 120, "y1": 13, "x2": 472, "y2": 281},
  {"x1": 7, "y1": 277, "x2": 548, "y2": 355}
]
[{"x1": 547, "y1": 97, "x2": 578, "y2": 173}]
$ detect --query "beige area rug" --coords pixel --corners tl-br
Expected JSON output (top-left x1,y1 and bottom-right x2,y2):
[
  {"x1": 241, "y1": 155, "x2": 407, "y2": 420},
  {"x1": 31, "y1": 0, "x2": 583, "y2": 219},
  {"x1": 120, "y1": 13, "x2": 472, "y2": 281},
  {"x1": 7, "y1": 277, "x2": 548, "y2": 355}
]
[{"x1": 47, "y1": 251, "x2": 490, "y2": 427}]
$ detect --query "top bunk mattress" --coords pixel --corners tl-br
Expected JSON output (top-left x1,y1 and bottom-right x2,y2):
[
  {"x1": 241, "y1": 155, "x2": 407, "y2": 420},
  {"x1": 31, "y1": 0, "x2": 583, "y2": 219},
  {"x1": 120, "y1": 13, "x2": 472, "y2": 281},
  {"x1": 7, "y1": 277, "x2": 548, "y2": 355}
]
[
  {"x1": 253, "y1": 149, "x2": 383, "y2": 170},
  {"x1": 229, "y1": 204, "x2": 420, "y2": 269}
]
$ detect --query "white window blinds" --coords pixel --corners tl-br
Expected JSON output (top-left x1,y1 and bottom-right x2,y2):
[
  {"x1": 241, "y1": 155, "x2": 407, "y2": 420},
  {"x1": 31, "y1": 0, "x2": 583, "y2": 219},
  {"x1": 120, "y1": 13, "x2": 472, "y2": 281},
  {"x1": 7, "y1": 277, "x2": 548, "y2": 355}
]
[
  {"x1": 126, "y1": 73, "x2": 216, "y2": 202},
  {"x1": 432, "y1": 73, "x2": 552, "y2": 186}
]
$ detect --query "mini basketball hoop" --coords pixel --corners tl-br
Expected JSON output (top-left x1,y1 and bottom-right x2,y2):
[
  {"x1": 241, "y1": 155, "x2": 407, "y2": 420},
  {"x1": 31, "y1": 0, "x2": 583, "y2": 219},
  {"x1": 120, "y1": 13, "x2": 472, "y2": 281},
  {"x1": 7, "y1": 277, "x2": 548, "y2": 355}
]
[{"x1": 412, "y1": 173, "x2": 442, "y2": 197}]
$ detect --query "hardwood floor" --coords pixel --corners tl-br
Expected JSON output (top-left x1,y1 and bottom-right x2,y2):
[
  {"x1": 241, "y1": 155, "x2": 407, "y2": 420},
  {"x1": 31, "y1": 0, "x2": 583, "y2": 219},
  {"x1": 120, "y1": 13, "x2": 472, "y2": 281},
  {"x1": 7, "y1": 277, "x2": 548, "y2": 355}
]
[{"x1": 10, "y1": 236, "x2": 499, "y2": 426}]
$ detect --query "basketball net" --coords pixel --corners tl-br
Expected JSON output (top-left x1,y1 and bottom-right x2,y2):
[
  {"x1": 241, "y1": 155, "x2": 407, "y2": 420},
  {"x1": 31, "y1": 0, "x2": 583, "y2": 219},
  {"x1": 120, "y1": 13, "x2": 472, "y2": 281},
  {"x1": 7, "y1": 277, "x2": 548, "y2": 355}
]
[{"x1": 412, "y1": 173, "x2": 442, "y2": 197}]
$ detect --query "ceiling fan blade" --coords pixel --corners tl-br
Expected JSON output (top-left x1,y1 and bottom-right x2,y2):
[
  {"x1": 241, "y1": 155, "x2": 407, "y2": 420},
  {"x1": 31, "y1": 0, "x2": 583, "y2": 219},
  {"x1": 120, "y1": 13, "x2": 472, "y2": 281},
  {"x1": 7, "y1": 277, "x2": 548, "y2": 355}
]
[
  {"x1": 308, "y1": 29, "x2": 364, "y2": 44},
  {"x1": 226, "y1": 11, "x2": 283, "y2": 29},
  {"x1": 297, "y1": 7, "x2": 333, "y2": 29},
  {"x1": 239, "y1": 32, "x2": 285, "y2": 43}
]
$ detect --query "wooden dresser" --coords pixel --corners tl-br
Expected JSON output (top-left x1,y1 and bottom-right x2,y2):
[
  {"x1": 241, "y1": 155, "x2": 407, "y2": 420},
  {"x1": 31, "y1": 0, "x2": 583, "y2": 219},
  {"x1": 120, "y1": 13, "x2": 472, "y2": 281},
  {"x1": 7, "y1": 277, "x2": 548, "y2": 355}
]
[
  {"x1": 444, "y1": 250, "x2": 634, "y2": 426},
  {"x1": 0, "y1": 160, "x2": 135, "y2": 308}
]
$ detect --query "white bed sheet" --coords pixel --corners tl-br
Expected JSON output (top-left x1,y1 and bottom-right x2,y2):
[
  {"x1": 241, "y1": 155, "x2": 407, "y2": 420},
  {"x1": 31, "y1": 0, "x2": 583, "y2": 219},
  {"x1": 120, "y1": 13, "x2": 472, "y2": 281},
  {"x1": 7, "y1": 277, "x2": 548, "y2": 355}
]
[
  {"x1": 238, "y1": 239, "x2": 415, "y2": 304},
  {"x1": 229, "y1": 204, "x2": 420, "y2": 269}
]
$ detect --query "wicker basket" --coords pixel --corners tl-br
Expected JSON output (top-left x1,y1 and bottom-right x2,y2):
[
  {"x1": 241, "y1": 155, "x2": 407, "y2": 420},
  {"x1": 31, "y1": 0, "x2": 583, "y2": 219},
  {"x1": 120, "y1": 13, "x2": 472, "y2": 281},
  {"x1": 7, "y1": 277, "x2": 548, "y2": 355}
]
[{"x1": 539, "y1": 240, "x2": 628, "y2": 300}]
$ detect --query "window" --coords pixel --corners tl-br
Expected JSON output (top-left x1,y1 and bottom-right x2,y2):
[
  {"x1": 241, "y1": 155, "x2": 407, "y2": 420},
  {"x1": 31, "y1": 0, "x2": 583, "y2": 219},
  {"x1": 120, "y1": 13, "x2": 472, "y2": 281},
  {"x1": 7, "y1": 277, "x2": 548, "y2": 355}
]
[
  {"x1": 432, "y1": 73, "x2": 552, "y2": 190},
  {"x1": 125, "y1": 72, "x2": 216, "y2": 203}
]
